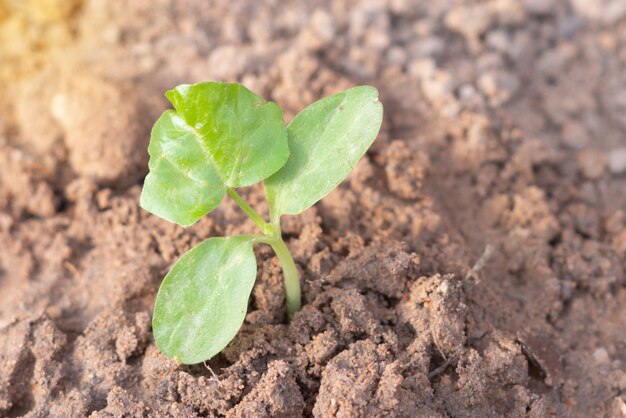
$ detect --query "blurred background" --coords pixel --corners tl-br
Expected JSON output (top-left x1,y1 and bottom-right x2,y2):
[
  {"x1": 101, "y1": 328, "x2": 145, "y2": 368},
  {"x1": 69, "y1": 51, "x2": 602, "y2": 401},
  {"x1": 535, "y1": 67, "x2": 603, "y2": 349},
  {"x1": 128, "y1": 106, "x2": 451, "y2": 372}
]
[
  {"x1": 1, "y1": 0, "x2": 626, "y2": 207},
  {"x1": 0, "y1": 0, "x2": 625, "y2": 417}
]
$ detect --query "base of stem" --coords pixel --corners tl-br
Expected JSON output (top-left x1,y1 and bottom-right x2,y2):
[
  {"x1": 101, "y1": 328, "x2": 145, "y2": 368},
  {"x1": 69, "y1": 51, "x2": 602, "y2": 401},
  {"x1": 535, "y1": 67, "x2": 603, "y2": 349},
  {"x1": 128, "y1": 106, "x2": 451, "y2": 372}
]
[{"x1": 269, "y1": 238, "x2": 301, "y2": 317}]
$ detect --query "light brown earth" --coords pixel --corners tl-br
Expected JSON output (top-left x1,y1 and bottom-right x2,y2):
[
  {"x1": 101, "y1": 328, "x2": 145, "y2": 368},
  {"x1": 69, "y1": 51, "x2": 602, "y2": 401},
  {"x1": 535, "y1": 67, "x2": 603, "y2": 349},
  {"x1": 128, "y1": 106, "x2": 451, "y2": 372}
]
[{"x1": 1, "y1": 0, "x2": 625, "y2": 417}]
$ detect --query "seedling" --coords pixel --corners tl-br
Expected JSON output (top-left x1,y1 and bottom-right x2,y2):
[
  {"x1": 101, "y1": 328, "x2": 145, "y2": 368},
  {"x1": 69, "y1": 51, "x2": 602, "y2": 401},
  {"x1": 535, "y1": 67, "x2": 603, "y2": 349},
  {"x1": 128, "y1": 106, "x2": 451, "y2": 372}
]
[{"x1": 140, "y1": 82, "x2": 383, "y2": 364}]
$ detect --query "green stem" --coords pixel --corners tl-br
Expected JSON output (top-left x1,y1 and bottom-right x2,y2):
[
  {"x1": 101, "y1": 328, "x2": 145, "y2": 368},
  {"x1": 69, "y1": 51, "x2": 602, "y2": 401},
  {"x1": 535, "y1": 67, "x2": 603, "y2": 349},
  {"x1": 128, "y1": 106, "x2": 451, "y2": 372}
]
[
  {"x1": 269, "y1": 237, "x2": 301, "y2": 318},
  {"x1": 227, "y1": 188, "x2": 270, "y2": 233},
  {"x1": 269, "y1": 205, "x2": 281, "y2": 232},
  {"x1": 227, "y1": 188, "x2": 301, "y2": 317}
]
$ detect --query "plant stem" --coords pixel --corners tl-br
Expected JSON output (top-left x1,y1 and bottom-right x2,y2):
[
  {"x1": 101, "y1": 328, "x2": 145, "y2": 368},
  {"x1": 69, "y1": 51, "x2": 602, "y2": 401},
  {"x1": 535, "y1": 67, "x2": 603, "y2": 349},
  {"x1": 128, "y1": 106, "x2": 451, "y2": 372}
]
[
  {"x1": 269, "y1": 237, "x2": 301, "y2": 318},
  {"x1": 227, "y1": 188, "x2": 301, "y2": 317},
  {"x1": 226, "y1": 188, "x2": 269, "y2": 233}
]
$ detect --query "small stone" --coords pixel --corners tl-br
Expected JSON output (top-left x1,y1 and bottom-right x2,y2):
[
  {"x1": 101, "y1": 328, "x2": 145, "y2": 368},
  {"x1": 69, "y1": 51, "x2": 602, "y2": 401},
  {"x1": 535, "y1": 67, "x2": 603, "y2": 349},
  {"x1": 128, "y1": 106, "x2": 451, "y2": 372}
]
[
  {"x1": 408, "y1": 36, "x2": 445, "y2": 58},
  {"x1": 101, "y1": 25, "x2": 121, "y2": 44},
  {"x1": 27, "y1": 182, "x2": 57, "y2": 217},
  {"x1": 577, "y1": 150, "x2": 607, "y2": 180},
  {"x1": 445, "y1": 3, "x2": 494, "y2": 41},
  {"x1": 557, "y1": 16, "x2": 582, "y2": 39},
  {"x1": 413, "y1": 19, "x2": 435, "y2": 37},
  {"x1": 608, "y1": 148, "x2": 626, "y2": 175},
  {"x1": 0, "y1": 212, "x2": 13, "y2": 231},
  {"x1": 301, "y1": 9, "x2": 336, "y2": 51},
  {"x1": 389, "y1": 0, "x2": 410, "y2": 14},
  {"x1": 408, "y1": 58, "x2": 436, "y2": 79},
  {"x1": 486, "y1": 30, "x2": 512, "y2": 53},
  {"x1": 459, "y1": 84, "x2": 478, "y2": 101},
  {"x1": 477, "y1": 52, "x2": 505, "y2": 71},
  {"x1": 310, "y1": 10, "x2": 336, "y2": 42},
  {"x1": 96, "y1": 188, "x2": 112, "y2": 210},
  {"x1": 386, "y1": 46, "x2": 407, "y2": 66},
  {"x1": 562, "y1": 122, "x2": 589, "y2": 149},
  {"x1": 478, "y1": 70, "x2": 520, "y2": 106},
  {"x1": 537, "y1": 44, "x2": 576, "y2": 77},
  {"x1": 365, "y1": 28, "x2": 390, "y2": 51},
  {"x1": 522, "y1": 0, "x2": 556, "y2": 15},
  {"x1": 593, "y1": 347, "x2": 610, "y2": 364},
  {"x1": 490, "y1": 0, "x2": 527, "y2": 25},
  {"x1": 508, "y1": 31, "x2": 534, "y2": 63},
  {"x1": 421, "y1": 70, "x2": 454, "y2": 104}
]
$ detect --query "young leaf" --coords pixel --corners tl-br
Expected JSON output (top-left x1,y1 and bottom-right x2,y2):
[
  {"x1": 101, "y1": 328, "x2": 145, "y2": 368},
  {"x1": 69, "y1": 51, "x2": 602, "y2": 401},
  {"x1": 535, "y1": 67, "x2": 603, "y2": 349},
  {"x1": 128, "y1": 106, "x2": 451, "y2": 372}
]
[
  {"x1": 152, "y1": 235, "x2": 257, "y2": 364},
  {"x1": 264, "y1": 86, "x2": 383, "y2": 216},
  {"x1": 141, "y1": 82, "x2": 289, "y2": 227},
  {"x1": 140, "y1": 110, "x2": 226, "y2": 227}
]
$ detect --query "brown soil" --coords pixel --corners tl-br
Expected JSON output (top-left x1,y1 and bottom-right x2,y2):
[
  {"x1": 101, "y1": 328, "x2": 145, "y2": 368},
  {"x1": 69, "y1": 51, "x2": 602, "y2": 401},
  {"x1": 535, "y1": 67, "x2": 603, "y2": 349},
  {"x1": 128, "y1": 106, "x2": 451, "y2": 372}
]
[{"x1": 1, "y1": 0, "x2": 626, "y2": 417}]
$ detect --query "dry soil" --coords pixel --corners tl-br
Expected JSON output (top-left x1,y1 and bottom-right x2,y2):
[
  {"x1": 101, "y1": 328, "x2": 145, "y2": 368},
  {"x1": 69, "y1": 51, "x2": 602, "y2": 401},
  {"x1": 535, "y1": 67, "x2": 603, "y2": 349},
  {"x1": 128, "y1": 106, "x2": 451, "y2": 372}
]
[{"x1": 1, "y1": 0, "x2": 626, "y2": 417}]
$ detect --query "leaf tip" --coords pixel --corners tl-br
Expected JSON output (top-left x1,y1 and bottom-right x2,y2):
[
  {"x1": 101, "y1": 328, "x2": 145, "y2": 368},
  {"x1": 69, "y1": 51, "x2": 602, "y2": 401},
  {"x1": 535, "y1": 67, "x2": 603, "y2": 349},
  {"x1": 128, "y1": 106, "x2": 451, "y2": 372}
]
[
  {"x1": 165, "y1": 84, "x2": 191, "y2": 109},
  {"x1": 164, "y1": 89, "x2": 176, "y2": 102}
]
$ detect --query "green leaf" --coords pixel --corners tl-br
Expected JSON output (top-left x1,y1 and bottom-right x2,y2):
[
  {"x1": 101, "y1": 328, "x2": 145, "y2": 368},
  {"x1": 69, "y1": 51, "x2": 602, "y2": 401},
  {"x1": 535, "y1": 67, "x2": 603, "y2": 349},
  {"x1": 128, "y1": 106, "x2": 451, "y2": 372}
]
[
  {"x1": 140, "y1": 111, "x2": 226, "y2": 227},
  {"x1": 141, "y1": 82, "x2": 289, "y2": 227},
  {"x1": 264, "y1": 86, "x2": 383, "y2": 216},
  {"x1": 152, "y1": 235, "x2": 257, "y2": 364}
]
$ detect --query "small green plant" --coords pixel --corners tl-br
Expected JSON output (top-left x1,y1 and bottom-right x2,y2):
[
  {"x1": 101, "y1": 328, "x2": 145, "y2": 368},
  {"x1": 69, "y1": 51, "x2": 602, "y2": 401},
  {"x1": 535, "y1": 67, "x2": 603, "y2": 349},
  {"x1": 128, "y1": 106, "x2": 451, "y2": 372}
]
[{"x1": 140, "y1": 82, "x2": 383, "y2": 364}]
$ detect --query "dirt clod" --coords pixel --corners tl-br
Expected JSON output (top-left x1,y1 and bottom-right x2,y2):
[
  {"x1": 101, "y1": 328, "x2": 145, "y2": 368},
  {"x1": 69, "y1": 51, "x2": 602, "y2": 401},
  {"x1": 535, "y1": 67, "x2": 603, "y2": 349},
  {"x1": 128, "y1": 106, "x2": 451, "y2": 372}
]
[{"x1": 1, "y1": 0, "x2": 625, "y2": 416}]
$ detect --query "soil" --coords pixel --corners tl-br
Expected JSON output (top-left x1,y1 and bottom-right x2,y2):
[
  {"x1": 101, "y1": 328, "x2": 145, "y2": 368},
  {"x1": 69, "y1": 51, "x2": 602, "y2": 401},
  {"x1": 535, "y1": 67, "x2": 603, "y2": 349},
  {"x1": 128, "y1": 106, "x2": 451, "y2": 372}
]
[{"x1": 1, "y1": 0, "x2": 625, "y2": 417}]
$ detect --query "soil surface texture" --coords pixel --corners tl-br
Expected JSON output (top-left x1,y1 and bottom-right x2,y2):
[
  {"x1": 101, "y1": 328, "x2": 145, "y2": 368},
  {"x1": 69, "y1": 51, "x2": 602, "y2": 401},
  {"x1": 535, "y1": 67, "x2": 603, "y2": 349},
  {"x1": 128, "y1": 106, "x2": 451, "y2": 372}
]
[{"x1": 1, "y1": 0, "x2": 626, "y2": 417}]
